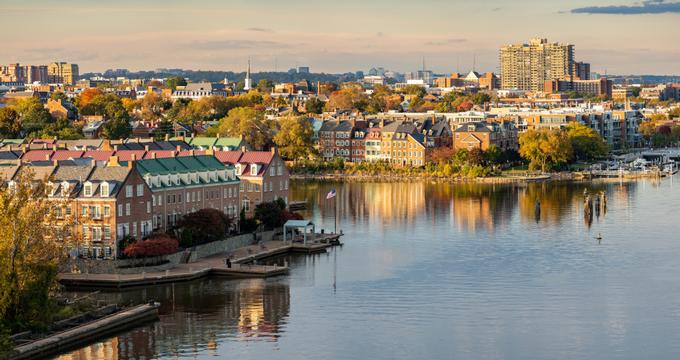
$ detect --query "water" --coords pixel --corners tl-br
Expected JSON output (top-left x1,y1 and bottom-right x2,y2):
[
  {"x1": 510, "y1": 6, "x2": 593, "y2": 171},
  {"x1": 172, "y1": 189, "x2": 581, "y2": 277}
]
[{"x1": 59, "y1": 177, "x2": 680, "y2": 360}]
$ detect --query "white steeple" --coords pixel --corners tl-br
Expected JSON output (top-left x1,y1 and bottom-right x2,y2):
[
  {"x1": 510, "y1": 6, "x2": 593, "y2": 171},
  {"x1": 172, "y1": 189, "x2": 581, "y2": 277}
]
[{"x1": 244, "y1": 58, "x2": 252, "y2": 91}]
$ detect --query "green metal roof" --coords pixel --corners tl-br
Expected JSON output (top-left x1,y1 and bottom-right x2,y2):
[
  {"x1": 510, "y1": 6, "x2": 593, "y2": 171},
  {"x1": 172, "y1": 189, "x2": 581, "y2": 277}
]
[
  {"x1": 188, "y1": 137, "x2": 218, "y2": 147},
  {"x1": 214, "y1": 137, "x2": 242, "y2": 147},
  {"x1": 1, "y1": 139, "x2": 25, "y2": 145}
]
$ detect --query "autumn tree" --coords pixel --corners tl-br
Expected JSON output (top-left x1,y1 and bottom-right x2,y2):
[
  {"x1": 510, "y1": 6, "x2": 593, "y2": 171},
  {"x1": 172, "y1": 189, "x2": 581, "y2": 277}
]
[
  {"x1": 76, "y1": 88, "x2": 103, "y2": 109},
  {"x1": 208, "y1": 107, "x2": 274, "y2": 150},
  {"x1": 273, "y1": 116, "x2": 315, "y2": 161},
  {"x1": 325, "y1": 87, "x2": 368, "y2": 111},
  {"x1": 0, "y1": 170, "x2": 71, "y2": 347},
  {"x1": 0, "y1": 107, "x2": 21, "y2": 138},
  {"x1": 519, "y1": 128, "x2": 573, "y2": 172},
  {"x1": 175, "y1": 208, "x2": 232, "y2": 247},
  {"x1": 565, "y1": 123, "x2": 609, "y2": 161}
]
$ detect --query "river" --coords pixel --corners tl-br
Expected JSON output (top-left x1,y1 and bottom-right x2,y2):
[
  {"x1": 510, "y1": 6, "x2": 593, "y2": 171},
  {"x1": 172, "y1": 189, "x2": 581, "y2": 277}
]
[{"x1": 58, "y1": 177, "x2": 680, "y2": 360}]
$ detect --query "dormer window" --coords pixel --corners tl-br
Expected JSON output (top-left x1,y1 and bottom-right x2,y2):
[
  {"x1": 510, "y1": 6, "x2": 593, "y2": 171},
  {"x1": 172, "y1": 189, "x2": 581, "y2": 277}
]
[
  {"x1": 235, "y1": 164, "x2": 242, "y2": 175},
  {"x1": 61, "y1": 181, "x2": 70, "y2": 196},
  {"x1": 83, "y1": 182, "x2": 93, "y2": 197},
  {"x1": 250, "y1": 164, "x2": 258, "y2": 176},
  {"x1": 100, "y1": 182, "x2": 109, "y2": 197}
]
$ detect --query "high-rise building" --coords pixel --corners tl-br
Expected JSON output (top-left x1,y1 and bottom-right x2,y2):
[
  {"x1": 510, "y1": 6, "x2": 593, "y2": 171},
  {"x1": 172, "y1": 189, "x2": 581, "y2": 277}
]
[
  {"x1": 500, "y1": 38, "x2": 574, "y2": 91},
  {"x1": 47, "y1": 62, "x2": 79, "y2": 85},
  {"x1": 572, "y1": 61, "x2": 591, "y2": 80}
]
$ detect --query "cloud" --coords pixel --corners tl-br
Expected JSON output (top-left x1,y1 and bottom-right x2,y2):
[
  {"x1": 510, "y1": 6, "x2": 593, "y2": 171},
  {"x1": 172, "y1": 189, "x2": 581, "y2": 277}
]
[
  {"x1": 184, "y1": 39, "x2": 292, "y2": 50},
  {"x1": 571, "y1": 0, "x2": 680, "y2": 14},
  {"x1": 246, "y1": 27, "x2": 274, "y2": 33},
  {"x1": 425, "y1": 38, "x2": 467, "y2": 46}
]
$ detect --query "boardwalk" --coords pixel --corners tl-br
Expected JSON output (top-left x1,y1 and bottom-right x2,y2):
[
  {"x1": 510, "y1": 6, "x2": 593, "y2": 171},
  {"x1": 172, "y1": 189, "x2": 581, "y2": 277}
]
[{"x1": 58, "y1": 234, "x2": 342, "y2": 289}]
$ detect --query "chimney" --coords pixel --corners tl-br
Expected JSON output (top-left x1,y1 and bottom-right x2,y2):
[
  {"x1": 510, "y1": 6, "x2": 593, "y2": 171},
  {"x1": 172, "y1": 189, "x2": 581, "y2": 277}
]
[
  {"x1": 113, "y1": 145, "x2": 118, "y2": 151},
  {"x1": 131, "y1": 153, "x2": 138, "y2": 161},
  {"x1": 151, "y1": 152, "x2": 157, "y2": 159},
  {"x1": 52, "y1": 144, "x2": 57, "y2": 151},
  {"x1": 108, "y1": 156, "x2": 120, "y2": 167},
  {"x1": 189, "y1": 149, "x2": 195, "y2": 156},
  {"x1": 176, "y1": 145, "x2": 181, "y2": 152},
  {"x1": 45, "y1": 154, "x2": 51, "y2": 161},
  {"x1": 144, "y1": 145, "x2": 149, "y2": 151},
  {"x1": 216, "y1": 133, "x2": 220, "y2": 139},
  {"x1": 270, "y1": 146, "x2": 277, "y2": 155},
  {"x1": 432, "y1": 114, "x2": 436, "y2": 125},
  {"x1": 53, "y1": 159, "x2": 59, "y2": 166},
  {"x1": 164, "y1": 133, "x2": 169, "y2": 141},
  {"x1": 127, "y1": 159, "x2": 134, "y2": 169},
  {"x1": 205, "y1": 149, "x2": 214, "y2": 156},
  {"x1": 43, "y1": 143, "x2": 48, "y2": 149}
]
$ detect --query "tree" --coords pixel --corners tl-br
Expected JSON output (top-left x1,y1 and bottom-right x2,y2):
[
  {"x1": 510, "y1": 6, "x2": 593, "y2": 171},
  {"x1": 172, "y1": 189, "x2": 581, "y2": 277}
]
[
  {"x1": 0, "y1": 170, "x2": 70, "y2": 347},
  {"x1": 254, "y1": 199, "x2": 286, "y2": 229},
  {"x1": 165, "y1": 76, "x2": 187, "y2": 90},
  {"x1": 0, "y1": 107, "x2": 21, "y2": 138},
  {"x1": 154, "y1": 120, "x2": 174, "y2": 141},
  {"x1": 519, "y1": 128, "x2": 573, "y2": 172},
  {"x1": 138, "y1": 93, "x2": 171, "y2": 122},
  {"x1": 273, "y1": 116, "x2": 315, "y2": 161},
  {"x1": 101, "y1": 117, "x2": 132, "y2": 140},
  {"x1": 76, "y1": 88, "x2": 103, "y2": 109},
  {"x1": 257, "y1": 79, "x2": 274, "y2": 93},
  {"x1": 12, "y1": 97, "x2": 53, "y2": 135},
  {"x1": 208, "y1": 107, "x2": 274, "y2": 150},
  {"x1": 175, "y1": 208, "x2": 232, "y2": 246},
  {"x1": 470, "y1": 93, "x2": 491, "y2": 105},
  {"x1": 50, "y1": 91, "x2": 68, "y2": 102},
  {"x1": 565, "y1": 123, "x2": 609, "y2": 161},
  {"x1": 325, "y1": 87, "x2": 368, "y2": 111},
  {"x1": 305, "y1": 97, "x2": 325, "y2": 114}
]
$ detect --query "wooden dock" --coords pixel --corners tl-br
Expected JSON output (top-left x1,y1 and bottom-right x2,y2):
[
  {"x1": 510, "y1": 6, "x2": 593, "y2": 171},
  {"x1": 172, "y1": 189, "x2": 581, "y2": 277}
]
[
  {"x1": 58, "y1": 234, "x2": 342, "y2": 289},
  {"x1": 11, "y1": 303, "x2": 159, "y2": 360}
]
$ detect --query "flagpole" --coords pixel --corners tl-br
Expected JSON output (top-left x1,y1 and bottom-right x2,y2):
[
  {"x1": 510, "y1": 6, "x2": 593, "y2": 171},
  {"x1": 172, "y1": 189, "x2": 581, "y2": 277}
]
[{"x1": 334, "y1": 192, "x2": 338, "y2": 234}]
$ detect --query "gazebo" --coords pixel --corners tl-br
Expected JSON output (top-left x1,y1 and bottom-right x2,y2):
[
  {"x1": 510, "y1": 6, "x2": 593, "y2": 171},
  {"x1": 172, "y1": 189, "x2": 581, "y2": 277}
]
[{"x1": 283, "y1": 220, "x2": 315, "y2": 244}]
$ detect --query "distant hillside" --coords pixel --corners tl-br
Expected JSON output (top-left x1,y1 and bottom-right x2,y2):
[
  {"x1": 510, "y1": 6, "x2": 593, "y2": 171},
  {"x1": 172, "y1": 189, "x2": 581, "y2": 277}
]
[{"x1": 80, "y1": 69, "x2": 358, "y2": 84}]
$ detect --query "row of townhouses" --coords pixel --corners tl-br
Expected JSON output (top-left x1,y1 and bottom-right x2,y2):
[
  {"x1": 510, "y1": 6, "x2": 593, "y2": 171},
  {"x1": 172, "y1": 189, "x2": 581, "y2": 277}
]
[{"x1": 0, "y1": 144, "x2": 290, "y2": 260}]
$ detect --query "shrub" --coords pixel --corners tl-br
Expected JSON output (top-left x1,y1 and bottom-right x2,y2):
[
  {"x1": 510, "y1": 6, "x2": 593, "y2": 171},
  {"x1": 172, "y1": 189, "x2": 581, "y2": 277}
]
[{"x1": 123, "y1": 234, "x2": 179, "y2": 258}]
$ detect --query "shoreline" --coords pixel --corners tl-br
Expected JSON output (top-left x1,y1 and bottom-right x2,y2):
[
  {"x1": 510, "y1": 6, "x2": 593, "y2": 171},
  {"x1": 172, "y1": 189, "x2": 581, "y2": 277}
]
[{"x1": 290, "y1": 172, "x2": 572, "y2": 183}]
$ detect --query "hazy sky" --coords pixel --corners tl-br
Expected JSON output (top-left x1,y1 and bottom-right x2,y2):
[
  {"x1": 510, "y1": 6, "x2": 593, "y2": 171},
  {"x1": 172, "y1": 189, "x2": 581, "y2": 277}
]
[{"x1": 1, "y1": 0, "x2": 679, "y2": 75}]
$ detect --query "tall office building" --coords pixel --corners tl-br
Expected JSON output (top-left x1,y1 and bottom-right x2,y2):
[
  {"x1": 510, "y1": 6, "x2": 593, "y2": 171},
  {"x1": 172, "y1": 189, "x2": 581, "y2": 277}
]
[
  {"x1": 47, "y1": 62, "x2": 79, "y2": 85},
  {"x1": 500, "y1": 38, "x2": 574, "y2": 91},
  {"x1": 572, "y1": 61, "x2": 591, "y2": 80}
]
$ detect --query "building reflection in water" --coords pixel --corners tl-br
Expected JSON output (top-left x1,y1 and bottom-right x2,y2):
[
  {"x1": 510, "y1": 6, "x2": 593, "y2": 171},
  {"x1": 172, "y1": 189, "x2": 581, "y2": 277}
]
[{"x1": 57, "y1": 278, "x2": 290, "y2": 360}]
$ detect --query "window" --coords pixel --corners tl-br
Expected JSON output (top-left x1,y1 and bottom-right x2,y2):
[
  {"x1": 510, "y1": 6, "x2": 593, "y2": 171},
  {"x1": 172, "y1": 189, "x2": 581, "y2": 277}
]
[
  {"x1": 158, "y1": 194, "x2": 162, "y2": 206},
  {"x1": 103, "y1": 226, "x2": 111, "y2": 240},
  {"x1": 269, "y1": 167, "x2": 275, "y2": 176},
  {"x1": 125, "y1": 185, "x2": 133, "y2": 198},
  {"x1": 83, "y1": 184, "x2": 92, "y2": 197},
  {"x1": 90, "y1": 205, "x2": 100, "y2": 219},
  {"x1": 285, "y1": 180, "x2": 288, "y2": 190},
  {"x1": 65, "y1": 206, "x2": 72, "y2": 216},
  {"x1": 250, "y1": 164, "x2": 258, "y2": 176},
  {"x1": 125, "y1": 203, "x2": 130, "y2": 216},
  {"x1": 136, "y1": 184, "x2": 144, "y2": 197},
  {"x1": 82, "y1": 225, "x2": 89, "y2": 240},
  {"x1": 167, "y1": 195, "x2": 172, "y2": 203},
  {"x1": 100, "y1": 182, "x2": 109, "y2": 197},
  {"x1": 152, "y1": 195, "x2": 156, "y2": 206},
  {"x1": 103, "y1": 205, "x2": 110, "y2": 218},
  {"x1": 82, "y1": 206, "x2": 88, "y2": 217},
  {"x1": 186, "y1": 192, "x2": 190, "y2": 202},
  {"x1": 242, "y1": 198, "x2": 250, "y2": 212},
  {"x1": 146, "y1": 201, "x2": 151, "y2": 213},
  {"x1": 117, "y1": 204, "x2": 123, "y2": 217},
  {"x1": 92, "y1": 227, "x2": 102, "y2": 241},
  {"x1": 132, "y1": 222, "x2": 137, "y2": 237}
]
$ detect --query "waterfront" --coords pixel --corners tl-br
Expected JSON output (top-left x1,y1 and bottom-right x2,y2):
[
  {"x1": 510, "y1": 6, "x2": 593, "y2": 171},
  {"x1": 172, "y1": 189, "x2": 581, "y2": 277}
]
[{"x1": 59, "y1": 177, "x2": 680, "y2": 360}]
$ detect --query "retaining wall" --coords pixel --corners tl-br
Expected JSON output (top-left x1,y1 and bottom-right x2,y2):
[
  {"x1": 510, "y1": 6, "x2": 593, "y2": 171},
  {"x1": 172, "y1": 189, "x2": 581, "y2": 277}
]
[{"x1": 60, "y1": 230, "x2": 276, "y2": 274}]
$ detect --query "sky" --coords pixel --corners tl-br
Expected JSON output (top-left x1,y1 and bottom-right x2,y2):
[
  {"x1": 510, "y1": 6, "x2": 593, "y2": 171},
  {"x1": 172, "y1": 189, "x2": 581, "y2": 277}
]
[{"x1": 1, "y1": 0, "x2": 679, "y2": 75}]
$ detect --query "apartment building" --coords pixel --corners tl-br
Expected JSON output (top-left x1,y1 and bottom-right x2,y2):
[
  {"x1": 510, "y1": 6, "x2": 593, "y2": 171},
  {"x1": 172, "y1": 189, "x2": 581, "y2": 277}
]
[
  {"x1": 500, "y1": 38, "x2": 574, "y2": 91},
  {"x1": 48, "y1": 62, "x2": 79, "y2": 85},
  {"x1": 453, "y1": 122, "x2": 519, "y2": 152}
]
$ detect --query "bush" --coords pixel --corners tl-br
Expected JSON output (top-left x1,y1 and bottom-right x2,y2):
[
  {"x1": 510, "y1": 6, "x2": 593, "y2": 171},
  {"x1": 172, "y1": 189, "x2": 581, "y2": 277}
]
[
  {"x1": 254, "y1": 199, "x2": 286, "y2": 229},
  {"x1": 123, "y1": 234, "x2": 179, "y2": 258}
]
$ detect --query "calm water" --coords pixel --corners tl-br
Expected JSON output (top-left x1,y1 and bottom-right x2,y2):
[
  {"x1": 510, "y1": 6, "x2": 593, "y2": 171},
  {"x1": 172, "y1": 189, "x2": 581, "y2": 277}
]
[{"x1": 59, "y1": 177, "x2": 680, "y2": 360}]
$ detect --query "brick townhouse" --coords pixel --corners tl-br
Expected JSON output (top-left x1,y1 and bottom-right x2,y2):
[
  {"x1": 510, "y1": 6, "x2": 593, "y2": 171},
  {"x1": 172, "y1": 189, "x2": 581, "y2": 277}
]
[
  {"x1": 214, "y1": 148, "x2": 290, "y2": 218},
  {"x1": 130, "y1": 155, "x2": 241, "y2": 232}
]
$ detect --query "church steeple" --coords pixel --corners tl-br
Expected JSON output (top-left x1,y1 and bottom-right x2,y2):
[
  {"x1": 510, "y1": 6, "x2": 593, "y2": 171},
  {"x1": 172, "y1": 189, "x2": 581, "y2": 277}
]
[{"x1": 244, "y1": 57, "x2": 252, "y2": 91}]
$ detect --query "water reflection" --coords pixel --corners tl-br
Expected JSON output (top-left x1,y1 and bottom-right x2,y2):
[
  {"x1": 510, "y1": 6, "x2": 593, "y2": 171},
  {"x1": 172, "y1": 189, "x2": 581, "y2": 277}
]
[{"x1": 59, "y1": 279, "x2": 290, "y2": 360}]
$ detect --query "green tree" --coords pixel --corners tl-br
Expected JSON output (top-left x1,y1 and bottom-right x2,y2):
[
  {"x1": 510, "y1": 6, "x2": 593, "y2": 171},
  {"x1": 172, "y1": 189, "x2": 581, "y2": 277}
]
[
  {"x1": 273, "y1": 116, "x2": 315, "y2": 161},
  {"x1": 254, "y1": 200, "x2": 286, "y2": 229},
  {"x1": 519, "y1": 128, "x2": 573, "y2": 172},
  {"x1": 165, "y1": 76, "x2": 187, "y2": 90},
  {"x1": 0, "y1": 107, "x2": 21, "y2": 138},
  {"x1": 257, "y1": 79, "x2": 274, "y2": 93},
  {"x1": 208, "y1": 107, "x2": 274, "y2": 150},
  {"x1": 154, "y1": 119, "x2": 174, "y2": 141},
  {"x1": 50, "y1": 91, "x2": 69, "y2": 102},
  {"x1": 565, "y1": 123, "x2": 609, "y2": 161},
  {"x1": 13, "y1": 97, "x2": 53, "y2": 135},
  {"x1": 305, "y1": 97, "x2": 325, "y2": 114},
  {"x1": 101, "y1": 117, "x2": 132, "y2": 140}
]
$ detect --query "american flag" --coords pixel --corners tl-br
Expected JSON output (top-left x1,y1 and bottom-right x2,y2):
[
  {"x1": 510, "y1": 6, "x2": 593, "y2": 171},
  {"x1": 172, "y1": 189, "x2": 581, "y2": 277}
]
[{"x1": 326, "y1": 189, "x2": 336, "y2": 199}]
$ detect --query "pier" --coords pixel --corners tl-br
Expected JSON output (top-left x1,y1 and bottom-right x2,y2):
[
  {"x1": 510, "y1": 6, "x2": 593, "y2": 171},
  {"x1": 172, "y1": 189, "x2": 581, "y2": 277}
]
[{"x1": 58, "y1": 233, "x2": 342, "y2": 289}]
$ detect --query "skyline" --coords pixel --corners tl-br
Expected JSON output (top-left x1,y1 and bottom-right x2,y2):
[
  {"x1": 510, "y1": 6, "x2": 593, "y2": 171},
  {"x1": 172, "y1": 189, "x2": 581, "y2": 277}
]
[{"x1": 1, "y1": 0, "x2": 679, "y2": 75}]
